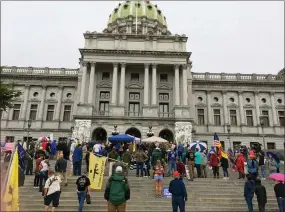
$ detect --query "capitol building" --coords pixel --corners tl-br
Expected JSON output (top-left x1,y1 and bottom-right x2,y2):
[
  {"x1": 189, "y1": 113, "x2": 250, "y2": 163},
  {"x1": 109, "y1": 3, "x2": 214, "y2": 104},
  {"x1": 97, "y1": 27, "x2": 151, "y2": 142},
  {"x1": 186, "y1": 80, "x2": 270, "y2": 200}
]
[{"x1": 1, "y1": 1, "x2": 284, "y2": 150}]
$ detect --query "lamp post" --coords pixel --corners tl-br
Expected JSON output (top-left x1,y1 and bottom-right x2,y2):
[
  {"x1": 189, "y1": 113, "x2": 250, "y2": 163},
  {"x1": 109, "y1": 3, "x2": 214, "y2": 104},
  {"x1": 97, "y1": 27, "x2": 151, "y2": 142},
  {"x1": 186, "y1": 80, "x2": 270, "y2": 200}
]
[
  {"x1": 147, "y1": 126, "x2": 154, "y2": 137},
  {"x1": 259, "y1": 116, "x2": 266, "y2": 149},
  {"x1": 112, "y1": 125, "x2": 119, "y2": 136},
  {"x1": 226, "y1": 124, "x2": 231, "y2": 150},
  {"x1": 27, "y1": 119, "x2": 32, "y2": 146}
]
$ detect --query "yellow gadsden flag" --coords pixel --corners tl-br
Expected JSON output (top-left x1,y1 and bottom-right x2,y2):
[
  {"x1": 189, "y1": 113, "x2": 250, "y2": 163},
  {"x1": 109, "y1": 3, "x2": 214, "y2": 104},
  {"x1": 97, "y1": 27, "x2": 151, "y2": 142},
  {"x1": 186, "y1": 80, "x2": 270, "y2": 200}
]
[
  {"x1": 88, "y1": 154, "x2": 107, "y2": 190},
  {"x1": 2, "y1": 148, "x2": 19, "y2": 211}
]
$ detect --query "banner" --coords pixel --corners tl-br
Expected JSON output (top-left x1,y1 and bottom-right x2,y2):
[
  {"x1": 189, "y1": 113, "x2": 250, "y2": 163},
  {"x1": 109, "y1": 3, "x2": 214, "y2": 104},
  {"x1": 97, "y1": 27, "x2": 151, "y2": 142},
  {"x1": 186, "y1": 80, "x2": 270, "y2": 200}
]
[
  {"x1": 162, "y1": 188, "x2": 172, "y2": 198},
  {"x1": 2, "y1": 148, "x2": 19, "y2": 211},
  {"x1": 88, "y1": 154, "x2": 107, "y2": 190}
]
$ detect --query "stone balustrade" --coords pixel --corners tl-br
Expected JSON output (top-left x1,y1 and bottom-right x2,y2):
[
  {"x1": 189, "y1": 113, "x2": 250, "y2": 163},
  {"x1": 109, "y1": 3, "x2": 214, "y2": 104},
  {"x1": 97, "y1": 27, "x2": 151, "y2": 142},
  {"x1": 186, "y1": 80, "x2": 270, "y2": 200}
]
[
  {"x1": 1, "y1": 66, "x2": 79, "y2": 76},
  {"x1": 192, "y1": 72, "x2": 280, "y2": 81}
]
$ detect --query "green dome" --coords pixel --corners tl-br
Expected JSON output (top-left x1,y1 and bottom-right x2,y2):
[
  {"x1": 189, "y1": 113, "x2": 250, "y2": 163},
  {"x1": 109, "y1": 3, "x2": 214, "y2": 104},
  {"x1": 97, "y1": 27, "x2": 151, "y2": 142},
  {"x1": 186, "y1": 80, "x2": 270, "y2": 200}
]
[{"x1": 107, "y1": 1, "x2": 167, "y2": 27}]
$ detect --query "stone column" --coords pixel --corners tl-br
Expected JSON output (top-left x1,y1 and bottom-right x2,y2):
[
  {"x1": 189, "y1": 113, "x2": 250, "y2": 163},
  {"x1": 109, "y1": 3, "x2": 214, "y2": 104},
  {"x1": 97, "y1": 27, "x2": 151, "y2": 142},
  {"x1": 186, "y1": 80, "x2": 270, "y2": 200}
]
[
  {"x1": 270, "y1": 92, "x2": 278, "y2": 126},
  {"x1": 119, "y1": 63, "x2": 126, "y2": 106},
  {"x1": 144, "y1": 64, "x2": 149, "y2": 105},
  {"x1": 206, "y1": 90, "x2": 212, "y2": 125},
  {"x1": 20, "y1": 85, "x2": 30, "y2": 120},
  {"x1": 111, "y1": 63, "x2": 118, "y2": 105},
  {"x1": 151, "y1": 64, "x2": 157, "y2": 105},
  {"x1": 222, "y1": 90, "x2": 228, "y2": 124},
  {"x1": 254, "y1": 91, "x2": 260, "y2": 126},
  {"x1": 80, "y1": 62, "x2": 87, "y2": 103},
  {"x1": 238, "y1": 91, "x2": 245, "y2": 125},
  {"x1": 55, "y1": 86, "x2": 63, "y2": 121},
  {"x1": 37, "y1": 85, "x2": 47, "y2": 120},
  {"x1": 88, "y1": 62, "x2": 96, "y2": 104},
  {"x1": 182, "y1": 64, "x2": 188, "y2": 106},
  {"x1": 174, "y1": 65, "x2": 180, "y2": 106}
]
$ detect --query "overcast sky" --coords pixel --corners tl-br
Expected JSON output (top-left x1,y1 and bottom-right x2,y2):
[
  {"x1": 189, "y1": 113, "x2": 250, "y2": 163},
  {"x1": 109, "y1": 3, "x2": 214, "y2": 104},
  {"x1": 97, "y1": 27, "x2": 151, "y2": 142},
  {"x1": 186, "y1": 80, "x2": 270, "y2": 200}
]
[{"x1": 1, "y1": 1, "x2": 284, "y2": 74}]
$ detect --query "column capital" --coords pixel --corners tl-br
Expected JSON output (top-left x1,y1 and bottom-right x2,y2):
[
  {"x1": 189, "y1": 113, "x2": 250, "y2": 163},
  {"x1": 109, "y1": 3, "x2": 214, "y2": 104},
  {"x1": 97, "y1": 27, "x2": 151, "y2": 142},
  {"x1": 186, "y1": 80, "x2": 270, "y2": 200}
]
[
  {"x1": 174, "y1": 64, "x2": 180, "y2": 69},
  {"x1": 238, "y1": 90, "x2": 243, "y2": 95},
  {"x1": 182, "y1": 64, "x2": 187, "y2": 69},
  {"x1": 113, "y1": 63, "x2": 118, "y2": 68},
  {"x1": 81, "y1": 61, "x2": 88, "y2": 66},
  {"x1": 58, "y1": 85, "x2": 64, "y2": 89},
  {"x1": 42, "y1": 85, "x2": 48, "y2": 89},
  {"x1": 270, "y1": 91, "x2": 275, "y2": 95},
  {"x1": 121, "y1": 63, "x2": 126, "y2": 68},
  {"x1": 90, "y1": 62, "x2": 96, "y2": 67},
  {"x1": 206, "y1": 90, "x2": 211, "y2": 94},
  {"x1": 152, "y1": 63, "x2": 157, "y2": 69},
  {"x1": 254, "y1": 91, "x2": 259, "y2": 95},
  {"x1": 24, "y1": 85, "x2": 30, "y2": 88},
  {"x1": 144, "y1": 63, "x2": 150, "y2": 69},
  {"x1": 222, "y1": 90, "x2": 227, "y2": 94}
]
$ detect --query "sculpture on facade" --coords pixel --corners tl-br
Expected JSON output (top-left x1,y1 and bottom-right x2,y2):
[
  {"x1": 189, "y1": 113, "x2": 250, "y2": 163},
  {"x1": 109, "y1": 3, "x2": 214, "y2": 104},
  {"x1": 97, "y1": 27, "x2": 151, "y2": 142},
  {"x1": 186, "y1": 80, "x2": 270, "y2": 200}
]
[
  {"x1": 174, "y1": 122, "x2": 192, "y2": 146},
  {"x1": 72, "y1": 120, "x2": 91, "y2": 143}
]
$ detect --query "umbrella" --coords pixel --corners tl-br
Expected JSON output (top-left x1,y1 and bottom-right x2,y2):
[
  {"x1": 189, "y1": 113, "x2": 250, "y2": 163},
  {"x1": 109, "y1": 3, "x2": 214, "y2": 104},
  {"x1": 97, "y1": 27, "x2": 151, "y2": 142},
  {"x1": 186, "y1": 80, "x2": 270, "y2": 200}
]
[
  {"x1": 141, "y1": 136, "x2": 168, "y2": 143},
  {"x1": 268, "y1": 173, "x2": 285, "y2": 182},
  {"x1": 108, "y1": 134, "x2": 134, "y2": 143},
  {"x1": 190, "y1": 141, "x2": 207, "y2": 152},
  {"x1": 266, "y1": 151, "x2": 280, "y2": 163}
]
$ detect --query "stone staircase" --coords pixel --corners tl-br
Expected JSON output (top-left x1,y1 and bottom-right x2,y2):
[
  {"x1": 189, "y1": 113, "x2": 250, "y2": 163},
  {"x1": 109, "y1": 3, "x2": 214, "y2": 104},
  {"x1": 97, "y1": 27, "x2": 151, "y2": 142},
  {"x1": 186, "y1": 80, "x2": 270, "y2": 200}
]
[{"x1": 19, "y1": 160, "x2": 283, "y2": 212}]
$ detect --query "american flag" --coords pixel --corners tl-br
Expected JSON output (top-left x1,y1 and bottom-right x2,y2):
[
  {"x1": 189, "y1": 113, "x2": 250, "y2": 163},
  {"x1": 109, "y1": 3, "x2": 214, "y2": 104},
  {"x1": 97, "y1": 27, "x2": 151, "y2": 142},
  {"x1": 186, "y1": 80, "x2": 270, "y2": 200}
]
[{"x1": 213, "y1": 133, "x2": 221, "y2": 148}]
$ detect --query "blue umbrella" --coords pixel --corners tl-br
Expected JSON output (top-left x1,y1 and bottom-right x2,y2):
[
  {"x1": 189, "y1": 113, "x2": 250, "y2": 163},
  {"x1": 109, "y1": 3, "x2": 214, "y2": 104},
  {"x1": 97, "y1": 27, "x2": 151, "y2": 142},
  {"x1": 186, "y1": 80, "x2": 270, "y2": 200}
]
[
  {"x1": 190, "y1": 141, "x2": 207, "y2": 152},
  {"x1": 266, "y1": 151, "x2": 280, "y2": 163},
  {"x1": 108, "y1": 134, "x2": 134, "y2": 143}
]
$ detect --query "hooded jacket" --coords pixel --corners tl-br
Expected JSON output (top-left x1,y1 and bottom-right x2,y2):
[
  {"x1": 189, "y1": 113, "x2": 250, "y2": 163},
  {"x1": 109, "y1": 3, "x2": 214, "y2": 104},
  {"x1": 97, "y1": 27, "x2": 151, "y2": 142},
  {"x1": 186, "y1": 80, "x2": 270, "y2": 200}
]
[
  {"x1": 255, "y1": 182, "x2": 267, "y2": 203},
  {"x1": 209, "y1": 153, "x2": 219, "y2": 167},
  {"x1": 151, "y1": 148, "x2": 163, "y2": 167},
  {"x1": 235, "y1": 153, "x2": 245, "y2": 174},
  {"x1": 244, "y1": 180, "x2": 255, "y2": 197}
]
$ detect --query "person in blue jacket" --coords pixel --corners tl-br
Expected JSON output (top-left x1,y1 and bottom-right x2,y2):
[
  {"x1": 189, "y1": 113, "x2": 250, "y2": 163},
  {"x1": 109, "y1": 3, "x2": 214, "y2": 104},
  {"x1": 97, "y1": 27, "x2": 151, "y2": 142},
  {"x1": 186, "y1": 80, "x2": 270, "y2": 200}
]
[
  {"x1": 73, "y1": 143, "x2": 83, "y2": 176},
  {"x1": 169, "y1": 171, "x2": 187, "y2": 212},
  {"x1": 244, "y1": 174, "x2": 255, "y2": 212}
]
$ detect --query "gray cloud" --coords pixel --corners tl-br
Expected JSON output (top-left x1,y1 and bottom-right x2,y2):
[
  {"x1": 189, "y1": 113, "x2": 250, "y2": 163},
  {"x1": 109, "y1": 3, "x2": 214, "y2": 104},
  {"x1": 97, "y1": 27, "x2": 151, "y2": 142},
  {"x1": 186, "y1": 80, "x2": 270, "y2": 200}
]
[{"x1": 1, "y1": 1, "x2": 284, "y2": 74}]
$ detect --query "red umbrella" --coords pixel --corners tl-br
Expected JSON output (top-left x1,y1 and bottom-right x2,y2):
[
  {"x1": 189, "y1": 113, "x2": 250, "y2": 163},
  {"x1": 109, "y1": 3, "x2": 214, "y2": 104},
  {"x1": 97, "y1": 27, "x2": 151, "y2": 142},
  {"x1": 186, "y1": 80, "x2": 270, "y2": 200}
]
[{"x1": 268, "y1": 173, "x2": 285, "y2": 182}]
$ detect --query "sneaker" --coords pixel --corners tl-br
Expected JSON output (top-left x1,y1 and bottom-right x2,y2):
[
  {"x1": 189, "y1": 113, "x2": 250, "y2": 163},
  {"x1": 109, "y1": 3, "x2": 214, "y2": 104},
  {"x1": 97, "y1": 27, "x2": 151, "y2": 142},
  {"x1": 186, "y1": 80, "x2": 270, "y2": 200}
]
[
  {"x1": 227, "y1": 177, "x2": 230, "y2": 179},
  {"x1": 223, "y1": 177, "x2": 226, "y2": 179},
  {"x1": 262, "y1": 178, "x2": 266, "y2": 180}
]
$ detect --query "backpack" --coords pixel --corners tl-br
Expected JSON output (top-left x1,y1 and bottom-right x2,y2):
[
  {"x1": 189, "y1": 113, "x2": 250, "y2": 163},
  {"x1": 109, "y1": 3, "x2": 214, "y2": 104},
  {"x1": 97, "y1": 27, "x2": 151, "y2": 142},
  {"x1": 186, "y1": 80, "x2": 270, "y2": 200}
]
[
  {"x1": 109, "y1": 177, "x2": 128, "y2": 205},
  {"x1": 247, "y1": 160, "x2": 257, "y2": 173}
]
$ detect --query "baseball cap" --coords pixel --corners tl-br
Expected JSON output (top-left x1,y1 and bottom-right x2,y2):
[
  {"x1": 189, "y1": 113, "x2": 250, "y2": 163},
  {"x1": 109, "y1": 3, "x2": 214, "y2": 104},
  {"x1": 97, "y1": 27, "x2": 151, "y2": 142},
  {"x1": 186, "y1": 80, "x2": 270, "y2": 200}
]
[
  {"x1": 115, "y1": 166, "x2": 123, "y2": 173},
  {"x1": 172, "y1": 171, "x2": 180, "y2": 176}
]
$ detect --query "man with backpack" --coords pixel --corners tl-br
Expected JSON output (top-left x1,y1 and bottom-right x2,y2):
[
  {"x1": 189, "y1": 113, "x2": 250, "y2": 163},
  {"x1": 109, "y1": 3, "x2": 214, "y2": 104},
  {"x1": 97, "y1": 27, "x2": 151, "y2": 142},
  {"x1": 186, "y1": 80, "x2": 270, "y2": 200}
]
[
  {"x1": 247, "y1": 154, "x2": 258, "y2": 182},
  {"x1": 104, "y1": 166, "x2": 130, "y2": 212}
]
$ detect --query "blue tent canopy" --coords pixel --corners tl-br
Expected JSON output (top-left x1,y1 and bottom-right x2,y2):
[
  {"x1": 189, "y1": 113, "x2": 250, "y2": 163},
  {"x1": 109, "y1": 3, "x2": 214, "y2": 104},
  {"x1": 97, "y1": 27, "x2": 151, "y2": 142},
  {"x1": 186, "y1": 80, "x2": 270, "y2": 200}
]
[{"x1": 108, "y1": 134, "x2": 134, "y2": 143}]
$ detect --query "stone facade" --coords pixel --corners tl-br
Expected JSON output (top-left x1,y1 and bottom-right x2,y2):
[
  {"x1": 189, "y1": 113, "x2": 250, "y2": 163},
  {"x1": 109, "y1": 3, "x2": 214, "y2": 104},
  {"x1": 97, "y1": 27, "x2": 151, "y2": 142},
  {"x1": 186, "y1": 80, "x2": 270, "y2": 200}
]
[{"x1": 1, "y1": 1, "x2": 284, "y2": 150}]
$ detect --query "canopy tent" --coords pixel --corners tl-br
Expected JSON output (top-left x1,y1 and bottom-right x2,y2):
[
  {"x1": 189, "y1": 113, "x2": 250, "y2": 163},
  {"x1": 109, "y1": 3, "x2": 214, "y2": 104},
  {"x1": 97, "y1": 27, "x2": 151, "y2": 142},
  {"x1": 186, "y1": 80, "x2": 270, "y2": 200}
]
[
  {"x1": 141, "y1": 136, "x2": 168, "y2": 143},
  {"x1": 108, "y1": 134, "x2": 134, "y2": 143},
  {"x1": 127, "y1": 134, "x2": 141, "y2": 143}
]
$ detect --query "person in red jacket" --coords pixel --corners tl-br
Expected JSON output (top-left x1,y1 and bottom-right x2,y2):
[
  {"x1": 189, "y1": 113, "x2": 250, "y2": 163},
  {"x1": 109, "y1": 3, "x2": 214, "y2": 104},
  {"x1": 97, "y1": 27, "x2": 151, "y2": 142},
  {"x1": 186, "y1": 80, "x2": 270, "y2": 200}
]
[
  {"x1": 209, "y1": 152, "x2": 220, "y2": 179},
  {"x1": 176, "y1": 158, "x2": 185, "y2": 180},
  {"x1": 235, "y1": 153, "x2": 245, "y2": 179}
]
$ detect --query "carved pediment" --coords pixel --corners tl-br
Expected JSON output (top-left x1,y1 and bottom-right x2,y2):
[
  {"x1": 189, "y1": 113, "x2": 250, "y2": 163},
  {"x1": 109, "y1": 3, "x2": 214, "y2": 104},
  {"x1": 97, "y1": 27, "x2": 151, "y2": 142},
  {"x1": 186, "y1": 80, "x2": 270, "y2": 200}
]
[
  {"x1": 13, "y1": 98, "x2": 24, "y2": 102},
  {"x1": 97, "y1": 82, "x2": 112, "y2": 88},
  {"x1": 62, "y1": 99, "x2": 74, "y2": 103},
  {"x1": 259, "y1": 104, "x2": 271, "y2": 109},
  {"x1": 211, "y1": 103, "x2": 222, "y2": 107},
  {"x1": 244, "y1": 104, "x2": 255, "y2": 108},
  {"x1": 158, "y1": 83, "x2": 172, "y2": 90},
  {"x1": 126, "y1": 82, "x2": 143, "y2": 89},
  {"x1": 46, "y1": 98, "x2": 58, "y2": 103},
  {"x1": 195, "y1": 102, "x2": 207, "y2": 107},
  {"x1": 275, "y1": 105, "x2": 285, "y2": 109},
  {"x1": 29, "y1": 98, "x2": 41, "y2": 102},
  {"x1": 227, "y1": 103, "x2": 239, "y2": 108}
]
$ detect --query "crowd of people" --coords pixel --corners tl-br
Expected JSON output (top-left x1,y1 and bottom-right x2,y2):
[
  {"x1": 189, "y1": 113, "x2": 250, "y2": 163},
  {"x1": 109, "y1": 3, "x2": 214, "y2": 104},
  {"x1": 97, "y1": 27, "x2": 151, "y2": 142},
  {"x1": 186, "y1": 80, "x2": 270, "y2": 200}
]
[{"x1": 2, "y1": 137, "x2": 284, "y2": 212}]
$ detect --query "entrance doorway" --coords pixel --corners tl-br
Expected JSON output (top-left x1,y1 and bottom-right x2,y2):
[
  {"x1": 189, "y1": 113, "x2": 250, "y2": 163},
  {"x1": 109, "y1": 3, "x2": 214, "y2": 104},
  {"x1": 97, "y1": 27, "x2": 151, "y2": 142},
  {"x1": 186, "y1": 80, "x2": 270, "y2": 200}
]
[
  {"x1": 92, "y1": 128, "x2": 107, "y2": 142},
  {"x1": 159, "y1": 129, "x2": 174, "y2": 142},
  {"x1": 125, "y1": 127, "x2": 141, "y2": 138}
]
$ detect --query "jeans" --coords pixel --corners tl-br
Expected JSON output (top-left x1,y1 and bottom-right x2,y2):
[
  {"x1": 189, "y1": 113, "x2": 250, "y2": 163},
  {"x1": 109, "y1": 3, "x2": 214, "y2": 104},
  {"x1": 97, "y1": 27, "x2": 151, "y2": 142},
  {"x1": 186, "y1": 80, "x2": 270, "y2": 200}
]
[
  {"x1": 39, "y1": 171, "x2": 48, "y2": 192},
  {"x1": 239, "y1": 171, "x2": 245, "y2": 179},
  {"x1": 168, "y1": 161, "x2": 177, "y2": 176},
  {"x1": 245, "y1": 196, "x2": 254, "y2": 212},
  {"x1": 172, "y1": 196, "x2": 185, "y2": 212},
  {"x1": 212, "y1": 166, "x2": 219, "y2": 178},
  {"x1": 136, "y1": 162, "x2": 144, "y2": 176},
  {"x1": 195, "y1": 164, "x2": 201, "y2": 177},
  {"x1": 73, "y1": 161, "x2": 82, "y2": 176},
  {"x1": 77, "y1": 191, "x2": 86, "y2": 212},
  {"x1": 178, "y1": 152, "x2": 183, "y2": 160},
  {"x1": 222, "y1": 167, "x2": 229, "y2": 177},
  {"x1": 144, "y1": 162, "x2": 150, "y2": 176},
  {"x1": 260, "y1": 165, "x2": 266, "y2": 178},
  {"x1": 277, "y1": 197, "x2": 285, "y2": 212}
]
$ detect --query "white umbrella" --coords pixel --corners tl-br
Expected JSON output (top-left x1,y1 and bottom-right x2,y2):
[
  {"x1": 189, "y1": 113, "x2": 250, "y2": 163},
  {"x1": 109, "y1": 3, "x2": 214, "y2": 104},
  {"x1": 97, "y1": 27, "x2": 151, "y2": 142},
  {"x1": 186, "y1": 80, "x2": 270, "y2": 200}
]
[{"x1": 141, "y1": 136, "x2": 168, "y2": 143}]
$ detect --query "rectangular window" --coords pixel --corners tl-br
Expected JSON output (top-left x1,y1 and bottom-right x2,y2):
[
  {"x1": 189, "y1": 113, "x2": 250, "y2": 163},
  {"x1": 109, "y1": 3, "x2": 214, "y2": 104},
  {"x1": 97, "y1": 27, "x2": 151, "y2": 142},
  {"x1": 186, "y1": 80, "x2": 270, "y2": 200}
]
[
  {"x1": 278, "y1": 111, "x2": 284, "y2": 127},
  {"x1": 12, "y1": 104, "x2": 21, "y2": 120},
  {"x1": 23, "y1": 136, "x2": 33, "y2": 142},
  {"x1": 246, "y1": 110, "x2": 253, "y2": 127},
  {"x1": 213, "y1": 109, "x2": 221, "y2": 125},
  {"x1": 102, "y1": 72, "x2": 110, "y2": 80},
  {"x1": 160, "y1": 74, "x2": 168, "y2": 82},
  {"x1": 128, "y1": 102, "x2": 140, "y2": 116},
  {"x1": 261, "y1": 110, "x2": 269, "y2": 127},
  {"x1": 46, "y1": 105, "x2": 55, "y2": 121},
  {"x1": 197, "y1": 109, "x2": 205, "y2": 125},
  {"x1": 159, "y1": 93, "x2": 169, "y2": 101},
  {"x1": 5, "y1": 136, "x2": 15, "y2": 142},
  {"x1": 99, "y1": 101, "x2": 109, "y2": 112},
  {"x1": 159, "y1": 103, "x2": 169, "y2": 117},
  {"x1": 29, "y1": 104, "x2": 38, "y2": 120},
  {"x1": 267, "y1": 142, "x2": 275, "y2": 150},
  {"x1": 100, "y1": 91, "x2": 110, "y2": 99},
  {"x1": 131, "y1": 73, "x2": 139, "y2": 81},
  {"x1": 0, "y1": 110, "x2": 3, "y2": 119},
  {"x1": 233, "y1": 141, "x2": 242, "y2": 151},
  {"x1": 230, "y1": 110, "x2": 237, "y2": 126},
  {"x1": 63, "y1": 105, "x2": 72, "y2": 121}
]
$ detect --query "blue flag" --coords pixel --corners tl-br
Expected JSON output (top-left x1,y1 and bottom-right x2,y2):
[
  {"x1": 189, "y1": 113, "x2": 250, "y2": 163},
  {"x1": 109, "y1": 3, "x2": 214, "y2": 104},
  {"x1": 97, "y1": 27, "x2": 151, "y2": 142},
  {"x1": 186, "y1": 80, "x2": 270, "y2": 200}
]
[{"x1": 17, "y1": 143, "x2": 26, "y2": 171}]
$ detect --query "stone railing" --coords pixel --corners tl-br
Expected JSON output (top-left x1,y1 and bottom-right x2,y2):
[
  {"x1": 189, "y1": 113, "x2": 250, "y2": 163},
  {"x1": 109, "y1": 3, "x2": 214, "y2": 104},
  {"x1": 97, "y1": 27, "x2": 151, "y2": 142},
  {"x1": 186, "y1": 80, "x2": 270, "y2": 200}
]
[
  {"x1": 1, "y1": 66, "x2": 79, "y2": 76},
  {"x1": 192, "y1": 72, "x2": 281, "y2": 82}
]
